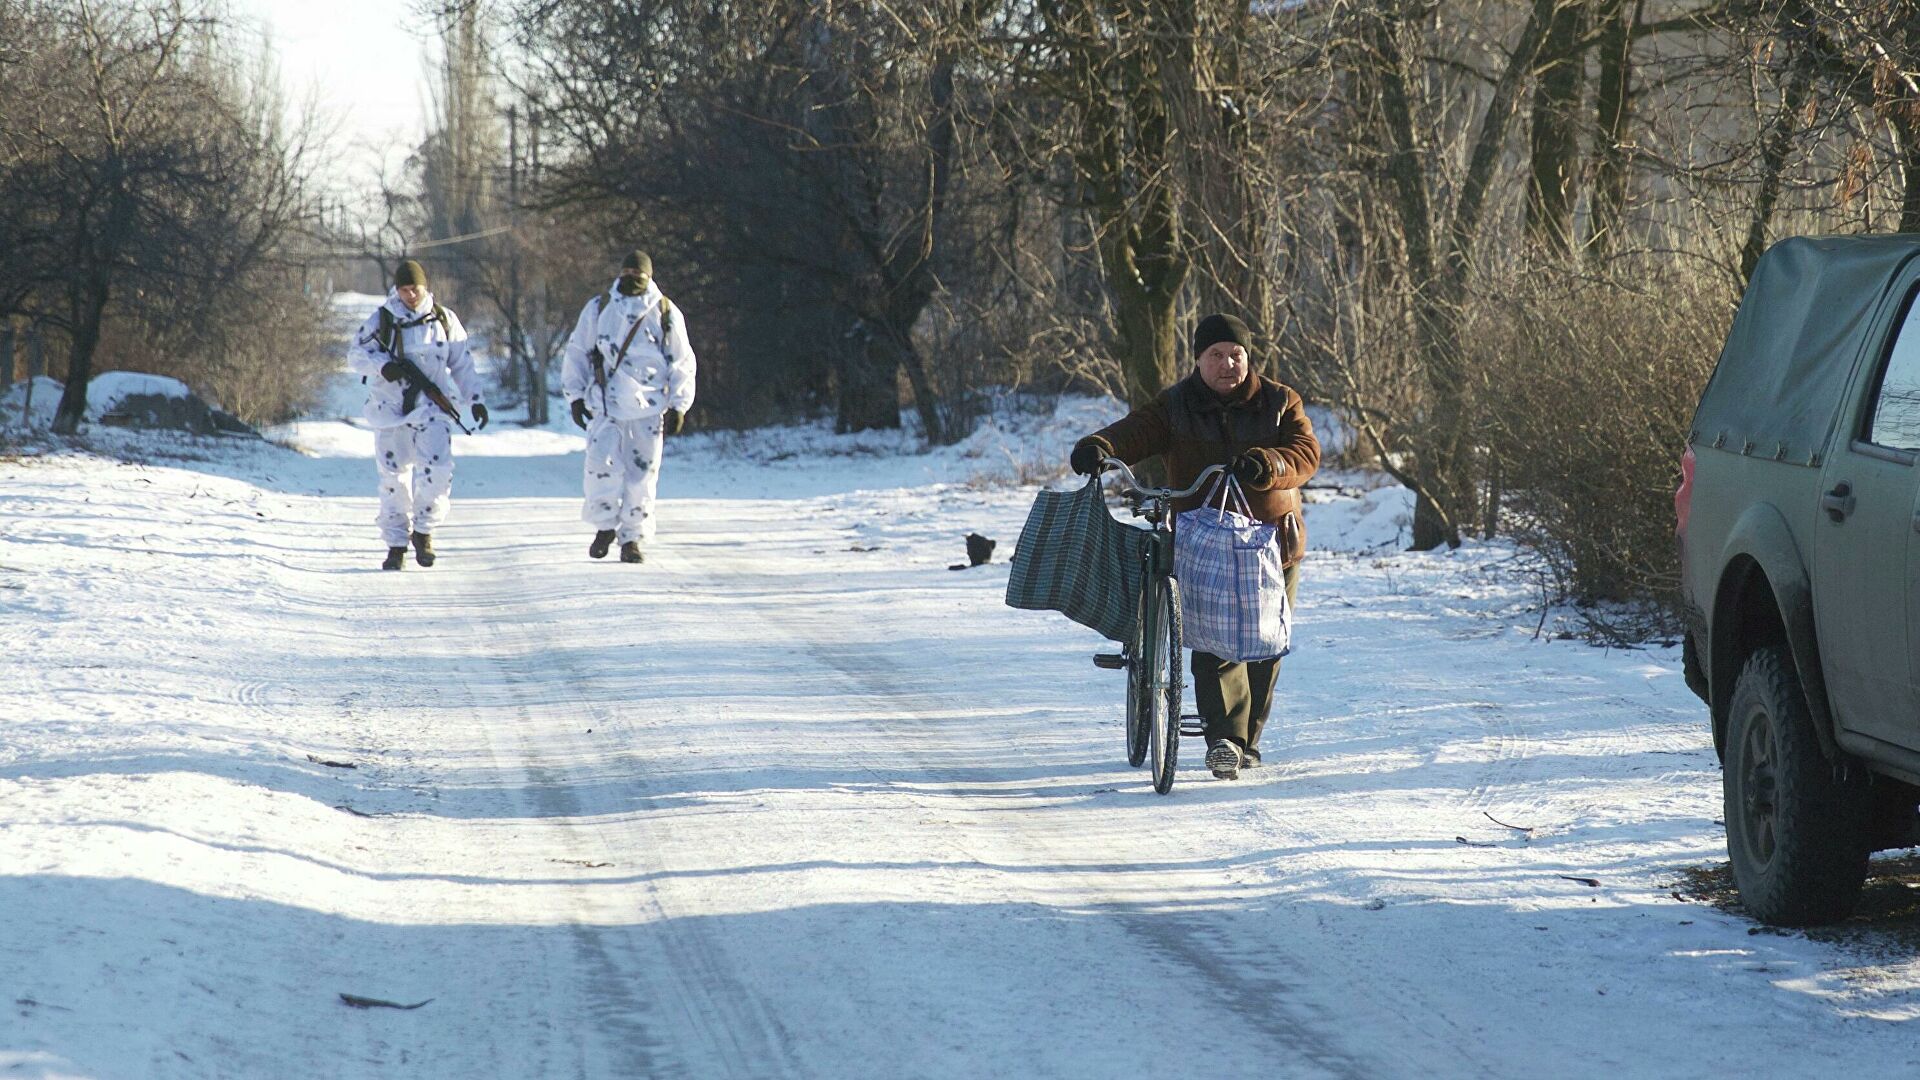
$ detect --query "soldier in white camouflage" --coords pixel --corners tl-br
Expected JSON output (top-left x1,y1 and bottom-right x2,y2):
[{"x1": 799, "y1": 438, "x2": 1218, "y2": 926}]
[{"x1": 560, "y1": 251, "x2": 696, "y2": 564}]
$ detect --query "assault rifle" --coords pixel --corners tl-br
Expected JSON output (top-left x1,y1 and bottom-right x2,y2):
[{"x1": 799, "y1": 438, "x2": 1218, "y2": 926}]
[
  {"x1": 369, "y1": 305, "x2": 474, "y2": 434},
  {"x1": 589, "y1": 344, "x2": 609, "y2": 402},
  {"x1": 387, "y1": 354, "x2": 474, "y2": 435}
]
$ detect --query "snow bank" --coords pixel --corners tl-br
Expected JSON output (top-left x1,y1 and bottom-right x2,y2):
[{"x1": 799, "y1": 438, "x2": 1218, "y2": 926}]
[
  {"x1": 86, "y1": 371, "x2": 192, "y2": 415},
  {"x1": 1307, "y1": 481, "x2": 1414, "y2": 552},
  {"x1": 0, "y1": 376, "x2": 63, "y2": 428}
]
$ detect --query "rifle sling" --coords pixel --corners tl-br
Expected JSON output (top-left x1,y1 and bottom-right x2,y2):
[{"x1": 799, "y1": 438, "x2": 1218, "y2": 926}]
[
  {"x1": 604, "y1": 300, "x2": 656, "y2": 379},
  {"x1": 591, "y1": 298, "x2": 660, "y2": 408}
]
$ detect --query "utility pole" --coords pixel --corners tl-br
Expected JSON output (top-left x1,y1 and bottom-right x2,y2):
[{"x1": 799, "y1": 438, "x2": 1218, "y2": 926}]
[{"x1": 506, "y1": 103, "x2": 542, "y2": 424}]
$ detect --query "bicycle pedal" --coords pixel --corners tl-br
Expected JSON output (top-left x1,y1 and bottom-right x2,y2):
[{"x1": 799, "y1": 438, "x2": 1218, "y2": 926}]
[
  {"x1": 1179, "y1": 719, "x2": 1207, "y2": 737},
  {"x1": 1092, "y1": 653, "x2": 1127, "y2": 670}
]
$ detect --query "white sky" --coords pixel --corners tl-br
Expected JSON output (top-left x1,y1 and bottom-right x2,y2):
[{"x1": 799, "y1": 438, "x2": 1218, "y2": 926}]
[{"x1": 225, "y1": 0, "x2": 438, "y2": 195}]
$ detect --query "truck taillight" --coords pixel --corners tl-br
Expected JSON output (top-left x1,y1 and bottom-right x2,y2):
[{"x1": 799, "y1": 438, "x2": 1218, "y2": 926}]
[{"x1": 1675, "y1": 445, "x2": 1695, "y2": 539}]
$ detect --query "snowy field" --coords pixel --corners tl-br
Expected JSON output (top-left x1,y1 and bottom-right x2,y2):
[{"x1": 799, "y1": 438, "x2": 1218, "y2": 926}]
[{"x1": 3, "y1": 374, "x2": 1919, "y2": 1077}]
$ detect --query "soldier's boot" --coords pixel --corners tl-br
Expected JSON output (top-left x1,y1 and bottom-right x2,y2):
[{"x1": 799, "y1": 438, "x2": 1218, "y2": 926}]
[
  {"x1": 589, "y1": 529, "x2": 616, "y2": 559},
  {"x1": 411, "y1": 531, "x2": 436, "y2": 567},
  {"x1": 382, "y1": 546, "x2": 407, "y2": 571},
  {"x1": 620, "y1": 541, "x2": 644, "y2": 564}
]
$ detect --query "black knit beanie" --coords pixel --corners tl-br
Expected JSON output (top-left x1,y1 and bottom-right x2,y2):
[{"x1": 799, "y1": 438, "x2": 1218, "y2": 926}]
[
  {"x1": 394, "y1": 259, "x2": 427, "y2": 288},
  {"x1": 1192, "y1": 313, "x2": 1252, "y2": 357}
]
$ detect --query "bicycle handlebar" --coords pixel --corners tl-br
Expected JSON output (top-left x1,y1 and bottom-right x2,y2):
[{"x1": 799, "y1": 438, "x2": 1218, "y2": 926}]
[{"x1": 1099, "y1": 458, "x2": 1228, "y2": 501}]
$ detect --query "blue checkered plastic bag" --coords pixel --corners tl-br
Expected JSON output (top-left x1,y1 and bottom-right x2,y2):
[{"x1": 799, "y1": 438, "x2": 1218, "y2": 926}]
[{"x1": 1174, "y1": 474, "x2": 1292, "y2": 661}]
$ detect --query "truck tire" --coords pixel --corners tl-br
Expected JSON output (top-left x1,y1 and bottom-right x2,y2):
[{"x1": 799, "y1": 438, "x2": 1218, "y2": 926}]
[{"x1": 1723, "y1": 646, "x2": 1871, "y2": 926}]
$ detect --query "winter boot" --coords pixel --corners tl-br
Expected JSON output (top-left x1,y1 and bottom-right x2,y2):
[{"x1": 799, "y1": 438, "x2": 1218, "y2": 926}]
[
  {"x1": 1206, "y1": 741, "x2": 1243, "y2": 780},
  {"x1": 620, "y1": 540, "x2": 644, "y2": 564},
  {"x1": 381, "y1": 546, "x2": 407, "y2": 571},
  {"x1": 1241, "y1": 746, "x2": 1263, "y2": 769},
  {"x1": 589, "y1": 529, "x2": 616, "y2": 559},
  {"x1": 411, "y1": 531, "x2": 435, "y2": 567}
]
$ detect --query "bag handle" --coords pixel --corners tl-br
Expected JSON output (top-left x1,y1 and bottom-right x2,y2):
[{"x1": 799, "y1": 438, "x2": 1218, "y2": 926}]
[{"x1": 1206, "y1": 472, "x2": 1253, "y2": 520}]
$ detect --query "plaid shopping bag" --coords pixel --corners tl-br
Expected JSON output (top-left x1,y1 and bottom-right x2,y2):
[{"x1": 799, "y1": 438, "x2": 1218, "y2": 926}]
[
  {"x1": 1173, "y1": 475, "x2": 1292, "y2": 661},
  {"x1": 1005, "y1": 477, "x2": 1149, "y2": 643}
]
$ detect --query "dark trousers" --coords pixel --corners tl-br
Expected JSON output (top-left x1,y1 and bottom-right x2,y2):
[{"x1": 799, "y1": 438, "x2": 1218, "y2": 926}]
[{"x1": 1190, "y1": 562, "x2": 1300, "y2": 751}]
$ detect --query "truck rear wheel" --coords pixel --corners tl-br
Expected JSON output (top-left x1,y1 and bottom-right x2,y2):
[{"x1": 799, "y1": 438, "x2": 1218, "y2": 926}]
[{"x1": 1723, "y1": 646, "x2": 1871, "y2": 926}]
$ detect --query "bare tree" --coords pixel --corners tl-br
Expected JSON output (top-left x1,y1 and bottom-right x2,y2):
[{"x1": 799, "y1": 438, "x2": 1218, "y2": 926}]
[
  {"x1": 0, "y1": 0, "x2": 320, "y2": 433},
  {"x1": 996, "y1": 0, "x2": 1193, "y2": 409},
  {"x1": 509, "y1": 0, "x2": 1002, "y2": 440}
]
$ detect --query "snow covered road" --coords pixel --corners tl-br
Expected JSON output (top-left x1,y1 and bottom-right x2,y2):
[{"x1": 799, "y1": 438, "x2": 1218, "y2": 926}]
[{"x1": 3, "y1": 418, "x2": 1918, "y2": 1078}]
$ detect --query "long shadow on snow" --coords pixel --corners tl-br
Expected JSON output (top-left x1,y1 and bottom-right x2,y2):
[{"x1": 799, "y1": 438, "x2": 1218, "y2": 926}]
[
  {"x1": 0, "y1": 745, "x2": 1127, "y2": 822},
  {"x1": 0, "y1": 869, "x2": 1860, "y2": 1080},
  {"x1": 5, "y1": 820, "x2": 1322, "y2": 891}
]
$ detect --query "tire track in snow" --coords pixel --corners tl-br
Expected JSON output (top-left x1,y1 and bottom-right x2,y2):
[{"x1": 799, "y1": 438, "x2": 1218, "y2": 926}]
[
  {"x1": 667, "y1": 537, "x2": 1481, "y2": 1080},
  {"x1": 459, "y1": 537, "x2": 806, "y2": 1080}
]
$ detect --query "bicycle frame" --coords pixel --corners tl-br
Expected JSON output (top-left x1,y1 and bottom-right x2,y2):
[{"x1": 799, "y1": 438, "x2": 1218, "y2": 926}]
[{"x1": 1099, "y1": 458, "x2": 1227, "y2": 792}]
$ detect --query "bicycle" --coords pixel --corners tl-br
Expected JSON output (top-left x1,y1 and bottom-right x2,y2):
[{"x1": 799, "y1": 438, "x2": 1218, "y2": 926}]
[{"x1": 1090, "y1": 458, "x2": 1228, "y2": 794}]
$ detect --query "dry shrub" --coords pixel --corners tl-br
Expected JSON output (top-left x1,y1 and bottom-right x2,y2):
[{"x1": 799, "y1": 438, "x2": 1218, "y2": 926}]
[
  {"x1": 186, "y1": 284, "x2": 338, "y2": 426},
  {"x1": 1472, "y1": 264, "x2": 1735, "y2": 634},
  {"x1": 92, "y1": 271, "x2": 338, "y2": 427}
]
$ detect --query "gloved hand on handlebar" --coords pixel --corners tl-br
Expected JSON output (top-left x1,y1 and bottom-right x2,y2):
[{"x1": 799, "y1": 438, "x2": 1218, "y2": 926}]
[
  {"x1": 1069, "y1": 440, "x2": 1107, "y2": 477},
  {"x1": 1231, "y1": 450, "x2": 1273, "y2": 488}
]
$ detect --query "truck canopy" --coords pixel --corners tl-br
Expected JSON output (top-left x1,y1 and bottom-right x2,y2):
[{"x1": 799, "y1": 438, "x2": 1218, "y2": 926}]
[{"x1": 1692, "y1": 234, "x2": 1920, "y2": 464}]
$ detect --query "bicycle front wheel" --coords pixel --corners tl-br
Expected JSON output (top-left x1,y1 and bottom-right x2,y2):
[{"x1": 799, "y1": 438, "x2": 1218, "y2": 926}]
[
  {"x1": 1146, "y1": 575, "x2": 1185, "y2": 794},
  {"x1": 1125, "y1": 596, "x2": 1150, "y2": 768}
]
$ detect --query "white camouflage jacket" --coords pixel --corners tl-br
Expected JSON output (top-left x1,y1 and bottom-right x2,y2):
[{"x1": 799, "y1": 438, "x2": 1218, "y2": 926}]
[
  {"x1": 346, "y1": 290, "x2": 484, "y2": 429},
  {"x1": 561, "y1": 280, "x2": 696, "y2": 422}
]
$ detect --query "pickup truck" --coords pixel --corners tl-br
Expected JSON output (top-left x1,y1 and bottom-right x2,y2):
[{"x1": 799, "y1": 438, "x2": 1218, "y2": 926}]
[{"x1": 1678, "y1": 234, "x2": 1920, "y2": 926}]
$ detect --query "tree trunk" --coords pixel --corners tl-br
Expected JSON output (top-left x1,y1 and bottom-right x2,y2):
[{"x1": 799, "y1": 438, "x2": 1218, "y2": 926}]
[
  {"x1": 1364, "y1": 0, "x2": 1552, "y2": 550},
  {"x1": 1740, "y1": 62, "x2": 1811, "y2": 286},
  {"x1": 1526, "y1": 0, "x2": 1586, "y2": 255},
  {"x1": 1362, "y1": 7, "x2": 1457, "y2": 551},
  {"x1": 1054, "y1": 0, "x2": 1190, "y2": 408},
  {"x1": 1171, "y1": 0, "x2": 1271, "y2": 341},
  {"x1": 1589, "y1": 0, "x2": 1640, "y2": 258},
  {"x1": 835, "y1": 322, "x2": 902, "y2": 433},
  {"x1": 877, "y1": 48, "x2": 963, "y2": 444},
  {"x1": 884, "y1": 324, "x2": 946, "y2": 442},
  {"x1": 51, "y1": 277, "x2": 109, "y2": 435},
  {"x1": 1105, "y1": 262, "x2": 1184, "y2": 407},
  {"x1": 516, "y1": 320, "x2": 549, "y2": 426},
  {"x1": 1898, "y1": 111, "x2": 1920, "y2": 234}
]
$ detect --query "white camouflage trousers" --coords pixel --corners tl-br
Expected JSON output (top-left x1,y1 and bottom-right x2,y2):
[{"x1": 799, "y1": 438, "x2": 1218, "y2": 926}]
[
  {"x1": 374, "y1": 417, "x2": 454, "y2": 547},
  {"x1": 582, "y1": 415, "x2": 664, "y2": 543}
]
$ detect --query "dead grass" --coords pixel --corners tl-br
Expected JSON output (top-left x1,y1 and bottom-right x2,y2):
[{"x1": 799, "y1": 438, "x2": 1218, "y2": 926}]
[{"x1": 1670, "y1": 853, "x2": 1920, "y2": 955}]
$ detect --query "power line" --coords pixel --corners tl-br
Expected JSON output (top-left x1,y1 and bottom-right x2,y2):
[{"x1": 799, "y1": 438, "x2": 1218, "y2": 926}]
[{"x1": 278, "y1": 222, "x2": 516, "y2": 260}]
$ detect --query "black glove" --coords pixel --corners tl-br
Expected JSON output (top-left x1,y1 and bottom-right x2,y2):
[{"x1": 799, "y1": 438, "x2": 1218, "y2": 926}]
[
  {"x1": 470, "y1": 402, "x2": 489, "y2": 430},
  {"x1": 571, "y1": 398, "x2": 592, "y2": 430},
  {"x1": 380, "y1": 360, "x2": 407, "y2": 383},
  {"x1": 1231, "y1": 450, "x2": 1272, "y2": 488},
  {"x1": 662, "y1": 408, "x2": 684, "y2": 436},
  {"x1": 1069, "y1": 441, "x2": 1107, "y2": 477}
]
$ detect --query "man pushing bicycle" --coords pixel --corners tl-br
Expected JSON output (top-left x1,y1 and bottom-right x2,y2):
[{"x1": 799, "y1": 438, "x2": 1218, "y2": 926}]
[{"x1": 1070, "y1": 313, "x2": 1321, "y2": 780}]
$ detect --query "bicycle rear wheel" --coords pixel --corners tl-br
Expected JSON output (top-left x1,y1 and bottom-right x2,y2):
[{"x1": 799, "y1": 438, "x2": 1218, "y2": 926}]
[{"x1": 1146, "y1": 575, "x2": 1185, "y2": 794}]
